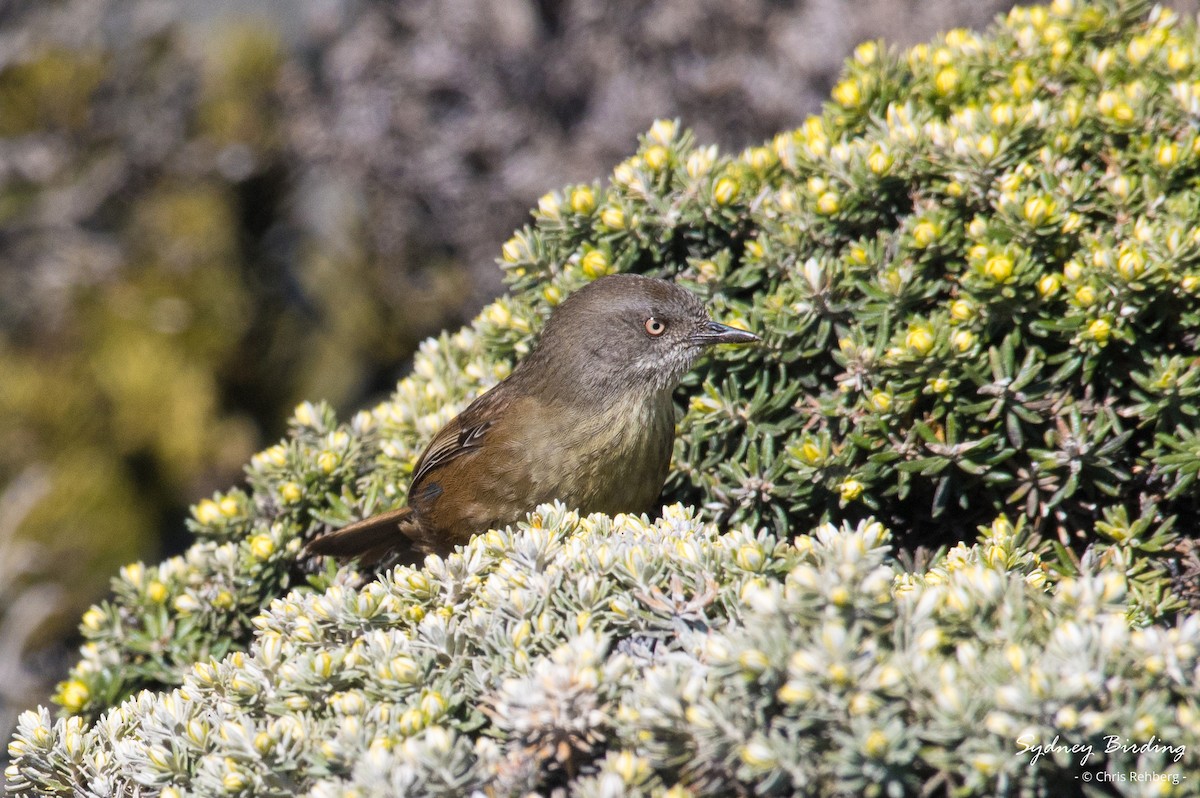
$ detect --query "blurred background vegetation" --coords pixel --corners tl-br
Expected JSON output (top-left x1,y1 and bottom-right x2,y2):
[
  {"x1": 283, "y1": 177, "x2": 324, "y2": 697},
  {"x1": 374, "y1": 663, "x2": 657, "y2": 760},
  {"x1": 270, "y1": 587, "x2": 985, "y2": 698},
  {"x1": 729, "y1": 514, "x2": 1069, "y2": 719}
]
[{"x1": 3, "y1": 0, "x2": 1104, "y2": 750}]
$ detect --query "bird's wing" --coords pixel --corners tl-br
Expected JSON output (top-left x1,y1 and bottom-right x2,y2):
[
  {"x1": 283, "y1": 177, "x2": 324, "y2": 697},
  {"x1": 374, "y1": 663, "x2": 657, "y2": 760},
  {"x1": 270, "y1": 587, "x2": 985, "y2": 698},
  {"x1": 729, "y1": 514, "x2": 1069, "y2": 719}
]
[
  {"x1": 410, "y1": 413, "x2": 493, "y2": 487},
  {"x1": 305, "y1": 392, "x2": 502, "y2": 563}
]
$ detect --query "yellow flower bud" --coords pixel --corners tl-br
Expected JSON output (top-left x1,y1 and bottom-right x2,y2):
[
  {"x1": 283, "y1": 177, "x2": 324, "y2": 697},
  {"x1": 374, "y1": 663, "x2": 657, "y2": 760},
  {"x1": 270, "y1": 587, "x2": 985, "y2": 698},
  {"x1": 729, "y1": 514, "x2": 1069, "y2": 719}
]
[
  {"x1": 740, "y1": 739, "x2": 777, "y2": 769},
  {"x1": 1074, "y1": 285, "x2": 1096, "y2": 307},
  {"x1": 881, "y1": 269, "x2": 903, "y2": 294},
  {"x1": 1168, "y1": 47, "x2": 1191, "y2": 72},
  {"x1": 612, "y1": 751, "x2": 648, "y2": 783},
  {"x1": 912, "y1": 220, "x2": 938, "y2": 248},
  {"x1": 537, "y1": 192, "x2": 561, "y2": 218},
  {"x1": 648, "y1": 118, "x2": 677, "y2": 145},
  {"x1": 1010, "y1": 66, "x2": 1034, "y2": 98},
  {"x1": 713, "y1": 177, "x2": 740, "y2": 206},
  {"x1": 599, "y1": 205, "x2": 626, "y2": 230},
  {"x1": 279, "y1": 482, "x2": 303, "y2": 504},
  {"x1": 249, "y1": 534, "x2": 275, "y2": 560},
  {"x1": 1116, "y1": 248, "x2": 1145, "y2": 281},
  {"x1": 950, "y1": 299, "x2": 975, "y2": 321},
  {"x1": 1087, "y1": 318, "x2": 1112, "y2": 343},
  {"x1": 1037, "y1": 274, "x2": 1061, "y2": 297},
  {"x1": 1023, "y1": 196, "x2": 1052, "y2": 225},
  {"x1": 686, "y1": 146, "x2": 717, "y2": 178},
  {"x1": 745, "y1": 147, "x2": 772, "y2": 172},
  {"x1": 195, "y1": 499, "x2": 222, "y2": 525},
  {"x1": 293, "y1": 401, "x2": 318, "y2": 427},
  {"x1": 569, "y1": 186, "x2": 596, "y2": 215},
  {"x1": 501, "y1": 237, "x2": 523, "y2": 263},
  {"x1": 510, "y1": 620, "x2": 531, "y2": 647},
  {"x1": 984, "y1": 254, "x2": 1014, "y2": 283},
  {"x1": 736, "y1": 544, "x2": 765, "y2": 572},
  {"x1": 829, "y1": 662, "x2": 851, "y2": 685},
  {"x1": 1155, "y1": 141, "x2": 1179, "y2": 169},
  {"x1": 1005, "y1": 644, "x2": 1027, "y2": 673},
  {"x1": 935, "y1": 67, "x2": 960, "y2": 95},
  {"x1": 485, "y1": 302, "x2": 512, "y2": 327},
  {"x1": 802, "y1": 117, "x2": 829, "y2": 155},
  {"x1": 1126, "y1": 36, "x2": 1152, "y2": 65},
  {"x1": 905, "y1": 324, "x2": 935, "y2": 356},
  {"x1": 581, "y1": 249, "x2": 610, "y2": 278},
  {"x1": 1133, "y1": 715, "x2": 1156, "y2": 738},
  {"x1": 816, "y1": 191, "x2": 840, "y2": 215},
  {"x1": 121, "y1": 562, "x2": 145, "y2": 588},
  {"x1": 57, "y1": 680, "x2": 90, "y2": 713},
  {"x1": 643, "y1": 145, "x2": 670, "y2": 172},
  {"x1": 867, "y1": 145, "x2": 893, "y2": 175},
  {"x1": 839, "y1": 479, "x2": 865, "y2": 502},
  {"x1": 833, "y1": 79, "x2": 861, "y2": 108},
  {"x1": 612, "y1": 161, "x2": 636, "y2": 186},
  {"x1": 952, "y1": 330, "x2": 977, "y2": 352},
  {"x1": 146, "y1": 581, "x2": 168, "y2": 604},
  {"x1": 420, "y1": 691, "x2": 448, "y2": 718},
  {"x1": 738, "y1": 649, "x2": 770, "y2": 673},
  {"x1": 82, "y1": 606, "x2": 106, "y2": 632},
  {"x1": 778, "y1": 679, "x2": 813, "y2": 704},
  {"x1": 222, "y1": 771, "x2": 247, "y2": 792}
]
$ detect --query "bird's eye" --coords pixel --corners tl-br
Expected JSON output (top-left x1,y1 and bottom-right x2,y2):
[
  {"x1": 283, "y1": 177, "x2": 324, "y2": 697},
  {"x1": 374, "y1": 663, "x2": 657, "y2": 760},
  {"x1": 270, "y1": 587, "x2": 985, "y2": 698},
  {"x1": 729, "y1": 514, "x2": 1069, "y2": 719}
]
[{"x1": 644, "y1": 317, "x2": 667, "y2": 337}]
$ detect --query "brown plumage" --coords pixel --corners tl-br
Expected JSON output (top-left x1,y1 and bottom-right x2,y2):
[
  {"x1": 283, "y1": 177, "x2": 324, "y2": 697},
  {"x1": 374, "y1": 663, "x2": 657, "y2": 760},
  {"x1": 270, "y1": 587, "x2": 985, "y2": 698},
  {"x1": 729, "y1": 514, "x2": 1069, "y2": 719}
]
[{"x1": 304, "y1": 274, "x2": 758, "y2": 563}]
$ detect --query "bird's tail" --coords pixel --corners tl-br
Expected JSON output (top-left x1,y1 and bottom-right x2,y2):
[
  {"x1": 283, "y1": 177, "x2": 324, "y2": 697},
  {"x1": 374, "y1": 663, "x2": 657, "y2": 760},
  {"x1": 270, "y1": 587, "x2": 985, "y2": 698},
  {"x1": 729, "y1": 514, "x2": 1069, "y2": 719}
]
[{"x1": 303, "y1": 506, "x2": 421, "y2": 564}]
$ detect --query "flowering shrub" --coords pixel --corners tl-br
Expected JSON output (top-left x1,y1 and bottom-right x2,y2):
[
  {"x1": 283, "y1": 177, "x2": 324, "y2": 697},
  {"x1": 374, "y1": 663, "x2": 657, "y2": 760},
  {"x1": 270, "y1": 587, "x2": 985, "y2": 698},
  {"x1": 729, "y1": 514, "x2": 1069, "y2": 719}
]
[
  {"x1": 8, "y1": 508, "x2": 1199, "y2": 796},
  {"x1": 7, "y1": 0, "x2": 1200, "y2": 794}
]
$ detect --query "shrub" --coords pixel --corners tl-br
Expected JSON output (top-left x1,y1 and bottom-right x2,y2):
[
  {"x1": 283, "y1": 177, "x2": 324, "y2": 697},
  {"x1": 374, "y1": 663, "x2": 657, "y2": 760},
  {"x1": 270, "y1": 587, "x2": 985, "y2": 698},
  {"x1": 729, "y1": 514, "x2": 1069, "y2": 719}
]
[
  {"x1": 6, "y1": 508, "x2": 1198, "y2": 795},
  {"x1": 7, "y1": 0, "x2": 1200, "y2": 794}
]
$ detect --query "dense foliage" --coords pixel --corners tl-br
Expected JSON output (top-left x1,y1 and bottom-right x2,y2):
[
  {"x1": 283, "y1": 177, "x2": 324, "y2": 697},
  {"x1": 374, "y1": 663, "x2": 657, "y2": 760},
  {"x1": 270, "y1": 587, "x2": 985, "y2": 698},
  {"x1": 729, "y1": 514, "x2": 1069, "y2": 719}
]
[
  {"x1": 2, "y1": 0, "x2": 1011, "y2": 738},
  {"x1": 9, "y1": 508, "x2": 1197, "y2": 796},
  {"x1": 7, "y1": 0, "x2": 1200, "y2": 795}
]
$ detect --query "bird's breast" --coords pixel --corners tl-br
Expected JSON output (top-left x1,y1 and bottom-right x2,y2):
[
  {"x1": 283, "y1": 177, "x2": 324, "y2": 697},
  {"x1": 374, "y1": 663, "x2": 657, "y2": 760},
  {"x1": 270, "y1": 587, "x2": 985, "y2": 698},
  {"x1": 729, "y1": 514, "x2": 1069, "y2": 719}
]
[
  {"x1": 531, "y1": 389, "x2": 677, "y2": 515},
  {"x1": 415, "y1": 390, "x2": 676, "y2": 545}
]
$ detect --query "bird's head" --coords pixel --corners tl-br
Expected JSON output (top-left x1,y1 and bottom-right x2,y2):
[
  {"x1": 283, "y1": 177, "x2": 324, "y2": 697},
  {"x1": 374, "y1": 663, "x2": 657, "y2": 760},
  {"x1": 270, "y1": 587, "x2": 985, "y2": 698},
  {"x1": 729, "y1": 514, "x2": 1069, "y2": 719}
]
[{"x1": 523, "y1": 273, "x2": 758, "y2": 399}]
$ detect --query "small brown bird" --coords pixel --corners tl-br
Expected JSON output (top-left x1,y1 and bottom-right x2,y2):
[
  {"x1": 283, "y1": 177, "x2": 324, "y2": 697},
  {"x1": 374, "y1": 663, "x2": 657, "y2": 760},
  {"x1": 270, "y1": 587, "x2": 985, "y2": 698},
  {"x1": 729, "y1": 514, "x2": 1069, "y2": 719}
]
[{"x1": 305, "y1": 273, "x2": 758, "y2": 563}]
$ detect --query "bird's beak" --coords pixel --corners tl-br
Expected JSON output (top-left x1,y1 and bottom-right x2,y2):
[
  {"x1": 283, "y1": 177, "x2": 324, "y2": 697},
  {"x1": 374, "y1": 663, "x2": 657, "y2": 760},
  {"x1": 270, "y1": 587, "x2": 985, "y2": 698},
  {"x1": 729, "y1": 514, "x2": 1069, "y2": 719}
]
[{"x1": 689, "y1": 320, "x2": 759, "y2": 346}]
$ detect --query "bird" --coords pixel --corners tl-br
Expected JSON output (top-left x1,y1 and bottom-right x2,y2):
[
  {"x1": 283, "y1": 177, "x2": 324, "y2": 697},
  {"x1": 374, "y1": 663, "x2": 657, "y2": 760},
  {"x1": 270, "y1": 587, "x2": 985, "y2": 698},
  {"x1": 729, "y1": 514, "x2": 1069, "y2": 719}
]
[{"x1": 304, "y1": 273, "x2": 758, "y2": 563}]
